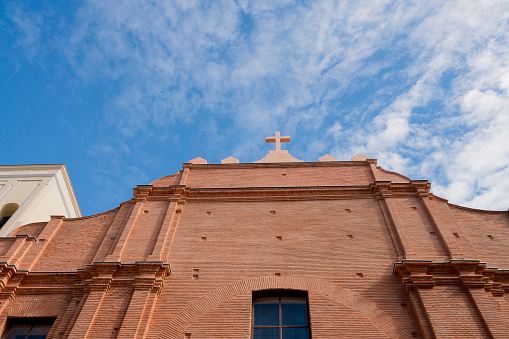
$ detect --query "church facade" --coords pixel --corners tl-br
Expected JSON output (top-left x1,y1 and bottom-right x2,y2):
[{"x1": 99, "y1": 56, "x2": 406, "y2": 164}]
[{"x1": 0, "y1": 133, "x2": 508, "y2": 338}]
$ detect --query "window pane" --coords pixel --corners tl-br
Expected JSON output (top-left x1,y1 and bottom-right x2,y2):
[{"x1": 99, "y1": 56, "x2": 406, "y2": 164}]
[
  {"x1": 281, "y1": 298, "x2": 308, "y2": 326},
  {"x1": 253, "y1": 327, "x2": 279, "y2": 339},
  {"x1": 253, "y1": 298, "x2": 279, "y2": 326},
  {"x1": 4, "y1": 325, "x2": 31, "y2": 339},
  {"x1": 27, "y1": 325, "x2": 52, "y2": 339},
  {"x1": 282, "y1": 327, "x2": 309, "y2": 339}
]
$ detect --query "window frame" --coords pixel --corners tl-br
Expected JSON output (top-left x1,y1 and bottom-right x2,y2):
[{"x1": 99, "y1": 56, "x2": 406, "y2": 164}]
[
  {"x1": 1, "y1": 318, "x2": 55, "y2": 339},
  {"x1": 251, "y1": 290, "x2": 311, "y2": 339}
]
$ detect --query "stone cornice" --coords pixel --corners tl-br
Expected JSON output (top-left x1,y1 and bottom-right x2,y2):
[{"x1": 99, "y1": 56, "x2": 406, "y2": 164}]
[
  {"x1": 130, "y1": 182, "x2": 432, "y2": 202},
  {"x1": 0, "y1": 261, "x2": 171, "y2": 295},
  {"x1": 370, "y1": 180, "x2": 431, "y2": 198},
  {"x1": 181, "y1": 161, "x2": 372, "y2": 170},
  {"x1": 185, "y1": 185, "x2": 376, "y2": 202},
  {"x1": 394, "y1": 259, "x2": 509, "y2": 295}
]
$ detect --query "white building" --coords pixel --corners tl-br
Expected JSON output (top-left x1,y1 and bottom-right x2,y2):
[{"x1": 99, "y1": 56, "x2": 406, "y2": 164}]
[{"x1": 0, "y1": 164, "x2": 81, "y2": 237}]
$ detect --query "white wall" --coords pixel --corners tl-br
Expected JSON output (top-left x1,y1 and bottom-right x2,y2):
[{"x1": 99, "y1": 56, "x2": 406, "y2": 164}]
[{"x1": 0, "y1": 165, "x2": 81, "y2": 237}]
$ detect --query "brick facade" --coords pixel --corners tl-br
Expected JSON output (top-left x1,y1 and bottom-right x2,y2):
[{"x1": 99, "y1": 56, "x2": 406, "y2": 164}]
[{"x1": 1, "y1": 159, "x2": 508, "y2": 338}]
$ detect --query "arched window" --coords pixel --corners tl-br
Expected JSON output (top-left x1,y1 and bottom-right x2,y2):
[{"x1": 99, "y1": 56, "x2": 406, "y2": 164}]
[
  {"x1": 0, "y1": 203, "x2": 19, "y2": 229},
  {"x1": 252, "y1": 290, "x2": 310, "y2": 339}
]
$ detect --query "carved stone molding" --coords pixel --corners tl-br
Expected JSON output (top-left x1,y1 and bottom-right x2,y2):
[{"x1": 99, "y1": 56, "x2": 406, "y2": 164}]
[{"x1": 394, "y1": 259, "x2": 509, "y2": 296}]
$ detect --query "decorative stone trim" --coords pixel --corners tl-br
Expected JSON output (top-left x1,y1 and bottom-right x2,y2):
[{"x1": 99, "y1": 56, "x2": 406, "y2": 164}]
[{"x1": 394, "y1": 259, "x2": 509, "y2": 296}]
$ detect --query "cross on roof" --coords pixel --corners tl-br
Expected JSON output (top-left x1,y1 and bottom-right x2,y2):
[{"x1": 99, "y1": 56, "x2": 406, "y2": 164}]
[{"x1": 265, "y1": 131, "x2": 290, "y2": 151}]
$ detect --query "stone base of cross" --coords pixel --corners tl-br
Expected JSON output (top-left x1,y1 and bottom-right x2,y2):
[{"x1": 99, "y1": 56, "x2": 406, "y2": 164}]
[{"x1": 255, "y1": 131, "x2": 303, "y2": 163}]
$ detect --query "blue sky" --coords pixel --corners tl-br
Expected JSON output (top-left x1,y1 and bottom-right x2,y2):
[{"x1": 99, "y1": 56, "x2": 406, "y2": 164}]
[{"x1": 1, "y1": 0, "x2": 509, "y2": 216}]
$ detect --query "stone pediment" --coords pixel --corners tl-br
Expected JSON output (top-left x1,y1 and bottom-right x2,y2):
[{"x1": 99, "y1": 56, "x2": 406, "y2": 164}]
[{"x1": 254, "y1": 150, "x2": 303, "y2": 163}]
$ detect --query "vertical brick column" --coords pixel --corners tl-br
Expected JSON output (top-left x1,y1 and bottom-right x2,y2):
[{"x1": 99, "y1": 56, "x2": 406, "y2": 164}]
[
  {"x1": 68, "y1": 263, "x2": 118, "y2": 339},
  {"x1": 493, "y1": 270, "x2": 509, "y2": 329},
  {"x1": 0, "y1": 264, "x2": 26, "y2": 318},
  {"x1": 23, "y1": 216, "x2": 65, "y2": 271},
  {"x1": 146, "y1": 199, "x2": 178, "y2": 261},
  {"x1": 105, "y1": 197, "x2": 145, "y2": 262},
  {"x1": 371, "y1": 181, "x2": 416, "y2": 260},
  {"x1": 407, "y1": 290, "x2": 434, "y2": 338},
  {"x1": 0, "y1": 235, "x2": 35, "y2": 266},
  {"x1": 148, "y1": 189, "x2": 187, "y2": 261},
  {"x1": 366, "y1": 159, "x2": 381, "y2": 180},
  {"x1": 394, "y1": 260, "x2": 456, "y2": 338},
  {"x1": 136, "y1": 287, "x2": 159, "y2": 338},
  {"x1": 55, "y1": 278, "x2": 87, "y2": 338},
  {"x1": 416, "y1": 288, "x2": 455, "y2": 338},
  {"x1": 467, "y1": 287, "x2": 508, "y2": 338},
  {"x1": 178, "y1": 164, "x2": 191, "y2": 185},
  {"x1": 117, "y1": 262, "x2": 170, "y2": 338},
  {"x1": 412, "y1": 181, "x2": 463, "y2": 259},
  {"x1": 451, "y1": 260, "x2": 509, "y2": 338},
  {"x1": 93, "y1": 202, "x2": 134, "y2": 262}
]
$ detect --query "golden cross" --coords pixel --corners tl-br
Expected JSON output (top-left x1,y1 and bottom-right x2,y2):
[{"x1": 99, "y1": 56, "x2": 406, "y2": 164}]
[{"x1": 265, "y1": 131, "x2": 290, "y2": 151}]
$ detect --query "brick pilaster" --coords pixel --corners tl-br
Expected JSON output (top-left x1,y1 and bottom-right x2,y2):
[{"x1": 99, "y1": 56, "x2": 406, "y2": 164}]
[
  {"x1": 136, "y1": 288, "x2": 159, "y2": 338},
  {"x1": 146, "y1": 200, "x2": 178, "y2": 261},
  {"x1": 452, "y1": 260, "x2": 509, "y2": 338},
  {"x1": 395, "y1": 260, "x2": 454, "y2": 338},
  {"x1": 55, "y1": 279, "x2": 87, "y2": 338},
  {"x1": 396, "y1": 260, "x2": 509, "y2": 338},
  {"x1": 0, "y1": 264, "x2": 27, "y2": 334},
  {"x1": 412, "y1": 181, "x2": 463, "y2": 259},
  {"x1": 23, "y1": 216, "x2": 65, "y2": 271},
  {"x1": 372, "y1": 181, "x2": 416, "y2": 260},
  {"x1": 417, "y1": 288, "x2": 455, "y2": 338},
  {"x1": 178, "y1": 164, "x2": 191, "y2": 185},
  {"x1": 147, "y1": 188, "x2": 187, "y2": 261},
  {"x1": 117, "y1": 262, "x2": 170, "y2": 338},
  {"x1": 68, "y1": 263, "x2": 118, "y2": 339},
  {"x1": 0, "y1": 235, "x2": 35, "y2": 267},
  {"x1": 105, "y1": 197, "x2": 145, "y2": 262},
  {"x1": 407, "y1": 290, "x2": 434, "y2": 338},
  {"x1": 93, "y1": 202, "x2": 134, "y2": 262},
  {"x1": 366, "y1": 159, "x2": 381, "y2": 181},
  {"x1": 467, "y1": 287, "x2": 508, "y2": 338}
]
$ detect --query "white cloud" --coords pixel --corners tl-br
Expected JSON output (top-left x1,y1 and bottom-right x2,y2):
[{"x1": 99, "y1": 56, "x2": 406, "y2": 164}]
[{"x1": 5, "y1": 0, "x2": 509, "y2": 211}]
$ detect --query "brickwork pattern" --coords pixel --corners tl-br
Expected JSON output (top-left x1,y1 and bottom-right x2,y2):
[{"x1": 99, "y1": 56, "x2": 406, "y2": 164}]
[
  {"x1": 156, "y1": 276, "x2": 408, "y2": 338},
  {"x1": 0, "y1": 161, "x2": 506, "y2": 338},
  {"x1": 185, "y1": 163, "x2": 375, "y2": 188}
]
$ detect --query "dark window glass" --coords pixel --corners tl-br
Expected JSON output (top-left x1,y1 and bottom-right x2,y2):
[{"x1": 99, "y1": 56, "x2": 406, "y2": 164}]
[
  {"x1": 2, "y1": 319, "x2": 54, "y2": 339},
  {"x1": 26, "y1": 325, "x2": 51, "y2": 339},
  {"x1": 252, "y1": 291, "x2": 310, "y2": 339},
  {"x1": 253, "y1": 298, "x2": 279, "y2": 326},
  {"x1": 282, "y1": 327, "x2": 309, "y2": 339},
  {"x1": 2, "y1": 325, "x2": 30, "y2": 339},
  {"x1": 0, "y1": 216, "x2": 10, "y2": 228},
  {"x1": 281, "y1": 298, "x2": 308, "y2": 326},
  {"x1": 253, "y1": 328, "x2": 279, "y2": 339}
]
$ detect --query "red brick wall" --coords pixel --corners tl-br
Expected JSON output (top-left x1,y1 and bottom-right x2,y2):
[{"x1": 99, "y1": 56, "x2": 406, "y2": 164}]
[
  {"x1": 393, "y1": 196, "x2": 449, "y2": 260},
  {"x1": 0, "y1": 162, "x2": 507, "y2": 338},
  {"x1": 419, "y1": 286, "x2": 490, "y2": 337},
  {"x1": 87, "y1": 285, "x2": 133, "y2": 338},
  {"x1": 0, "y1": 238, "x2": 14, "y2": 257},
  {"x1": 122, "y1": 200, "x2": 169, "y2": 262},
  {"x1": 9, "y1": 222, "x2": 46, "y2": 238},
  {"x1": 147, "y1": 197, "x2": 421, "y2": 338},
  {"x1": 452, "y1": 206, "x2": 509, "y2": 267},
  {"x1": 29, "y1": 209, "x2": 117, "y2": 271},
  {"x1": 185, "y1": 163, "x2": 375, "y2": 188}
]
